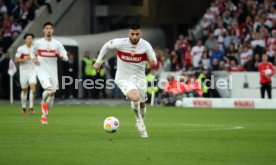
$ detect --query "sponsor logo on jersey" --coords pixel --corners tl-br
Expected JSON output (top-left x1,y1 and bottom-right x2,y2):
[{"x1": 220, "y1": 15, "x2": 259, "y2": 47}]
[
  {"x1": 117, "y1": 50, "x2": 147, "y2": 63},
  {"x1": 38, "y1": 49, "x2": 57, "y2": 57}
]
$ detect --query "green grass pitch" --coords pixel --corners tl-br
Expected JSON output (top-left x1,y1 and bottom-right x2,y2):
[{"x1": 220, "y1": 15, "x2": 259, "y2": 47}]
[{"x1": 0, "y1": 104, "x2": 276, "y2": 165}]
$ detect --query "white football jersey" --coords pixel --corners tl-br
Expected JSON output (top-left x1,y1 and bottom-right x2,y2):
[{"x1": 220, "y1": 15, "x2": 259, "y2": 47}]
[
  {"x1": 32, "y1": 38, "x2": 67, "y2": 89},
  {"x1": 15, "y1": 44, "x2": 34, "y2": 76},
  {"x1": 96, "y1": 38, "x2": 156, "y2": 81},
  {"x1": 32, "y1": 37, "x2": 67, "y2": 75}
]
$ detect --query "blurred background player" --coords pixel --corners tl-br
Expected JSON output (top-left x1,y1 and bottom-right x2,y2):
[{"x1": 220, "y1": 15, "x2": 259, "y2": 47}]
[
  {"x1": 31, "y1": 22, "x2": 68, "y2": 124},
  {"x1": 258, "y1": 54, "x2": 275, "y2": 99},
  {"x1": 94, "y1": 23, "x2": 157, "y2": 138},
  {"x1": 15, "y1": 33, "x2": 36, "y2": 114}
]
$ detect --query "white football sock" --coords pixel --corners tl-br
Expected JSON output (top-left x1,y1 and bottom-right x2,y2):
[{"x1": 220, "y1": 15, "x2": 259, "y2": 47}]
[
  {"x1": 140, "y1": 106, "x2": 147, "y2": 119},
  {"x1": 46, "y1": 96, "x2": 55, "y2": 109},
  {"x1": 131, "y1": 101, "x2": 142, "y2": 121},
  {"x1": 21, "y1": 91, "x2": 27, "y2": 108},
  {"x1": 42, "y1": 91, "x2": 51, "y2": 102},
  {"x1": 29, "y1": 90, "x2": 35, "y2": 108}
]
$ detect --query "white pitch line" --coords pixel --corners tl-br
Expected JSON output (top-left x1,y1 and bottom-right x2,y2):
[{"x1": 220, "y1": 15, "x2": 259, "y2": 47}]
[{"x1": 149, "y1": 123, "x2": 245, "y2": 131}]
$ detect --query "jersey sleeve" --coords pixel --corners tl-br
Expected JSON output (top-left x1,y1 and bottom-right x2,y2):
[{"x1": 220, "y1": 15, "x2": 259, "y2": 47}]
[
  {"x1": 269, "y1": 63, "x2": 275, "y2": 76},
  {"x1": 30, "y1": 41, "x2": 37, "y2": 59},
  {"x1": 96, "y1": 38, "x2": 121, "y2": 64},
  {"x1": 15, "y1": 47, "x2": 22, "y2": 58},
  {"x1": 57, "y1": 41, "x2": 68, "y2": 61},
  {"x1": 146, "y1": 42, "x2": 156, "y2": 61}
]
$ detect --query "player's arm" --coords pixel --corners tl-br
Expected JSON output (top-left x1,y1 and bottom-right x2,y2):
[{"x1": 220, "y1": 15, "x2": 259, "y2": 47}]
[
  {"x1": 31, "y1": 42, "x2": 39, "y2": 65},
  {"x1": 146, "y1": 42, "x2": 157, "y2": 67},
  {"x1": 94, "y1": 39, "x2": 120, "y2": 72},
  {"x1": 270, "y1": 63, "x2": 275, "y2": 76},
  {"x1": 15, "y1": 47, "x2": 30, "y2": 63},
  {"x1": 56, "y1": 42, "x2": 68, "y2": 61}
]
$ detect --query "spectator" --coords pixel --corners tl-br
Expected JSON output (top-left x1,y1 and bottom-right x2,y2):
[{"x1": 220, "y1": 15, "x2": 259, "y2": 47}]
[
  {"x1": 251, "y1": 32, "x2": 266, "y2": 55},
  {"x1": 200, "y1": 47, "x2": 211, "y2": 70},
  {"x1": 162, "y1": 49, "x2": 171, "y2": 71},
  {"x1": 191, "y1": 40, "x2": 205, "y2": 69},
  {"x1": 228, "y1": 59, "x2": 244, "y2": 72},
  {"x1": 222, "y1": 10, "x2": 233, "y2": 25},
  {"x1": 170, "y1": 50, "x2": 180, "y2": 71},
  {"x1": 214, "y1": 20, "x2": 227, "y2": 39},
  {"x1": 266, "y1": 30, "x2": 276, "y2": 64},
  {"x1": 244, "y1": 55, "x2": 256, "y2": 71},
  {"x1": 240, "y1": 45, "x2": 253, "y2": 65},
  {"x1": 211, "y1": 58, "x2": 220, "y2": 71},
  {"x1": 81, "y1": 51, "x2": 97, "y2": 99},
  {"x1": 0, "y1": 0, "x2": 7, "y2": 14},
  {"x1": 210, "y1": 44, "x2": 224, "y2": 64},
  {"x1": 62, "y1": 52, "x2": 78, "y2": 99},
  {"x1": 205, "y1": 32, "x2": 217, "y2": 50},
  {"x1": 224, "y1": 28, "x2": 238, "y2": 48},
  {"x1": 11, "y1": 19, "x2": 22, "y2": 40},
  {"x1": 225, "y1": 43, "x2": 238, "y2": 63},
  {"x1": 187, "y1": 28, "x2": 196, "y2": 45}
]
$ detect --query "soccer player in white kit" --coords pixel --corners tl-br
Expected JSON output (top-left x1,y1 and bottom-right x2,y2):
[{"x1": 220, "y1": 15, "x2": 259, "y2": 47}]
[
  {"x1": 15, "y1": 33, "x2": 36, "y2": 114},
  {"x1": 31, "y1": 22, "x2": 68, "y2": 124},
  {"x1": 94, "y1": 24, "x2": 157, "y2": 138}
]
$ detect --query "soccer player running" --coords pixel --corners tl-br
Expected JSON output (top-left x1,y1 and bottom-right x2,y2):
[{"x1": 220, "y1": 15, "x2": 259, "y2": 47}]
[
  {"x1": 258, "y1": 54, "x2": 275, "y2": 99},
  {"x1": 15, "y1": 33, "x2": 36, "y2": 114},
  {"x1": 94, "y1": 24, "x2": 157, "y2": 138},
  {"x1": 31, "y1": 22, "x2": 68, "y2": 124}
]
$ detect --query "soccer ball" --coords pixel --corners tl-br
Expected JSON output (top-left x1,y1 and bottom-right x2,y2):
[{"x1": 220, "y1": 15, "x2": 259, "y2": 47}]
[
  {"x1": 103, "y1": 116, "x2": 119, "y2": 133},
  {"x1": 175, "y1": 100, "x2": 183, "y2": 107},
  {"x1": 265, "y1": 69, "x2": 272, "y2": 76}
]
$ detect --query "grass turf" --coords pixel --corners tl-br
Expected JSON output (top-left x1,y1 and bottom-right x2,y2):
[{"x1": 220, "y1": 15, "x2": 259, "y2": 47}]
[{"x1": 0, "y1": 104, "x2": 276, "y2": 165}]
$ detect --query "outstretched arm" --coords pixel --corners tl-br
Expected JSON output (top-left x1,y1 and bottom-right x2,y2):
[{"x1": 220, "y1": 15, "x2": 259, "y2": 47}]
[
  {"x1": 146, "y1": 42, "x2": 157, "y2": 67},
  {"x1": 94, "y1": 39, "x2": 120, "y2": 72},
  {"x1": 57, "y1": 42, "x2": 68, "y2": 61}
]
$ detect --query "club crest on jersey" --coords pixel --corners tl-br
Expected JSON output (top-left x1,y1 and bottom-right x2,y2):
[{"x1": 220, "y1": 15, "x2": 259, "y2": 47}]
[{"x1": 130, "y1": 50, "x2": 136, "y2": 56}]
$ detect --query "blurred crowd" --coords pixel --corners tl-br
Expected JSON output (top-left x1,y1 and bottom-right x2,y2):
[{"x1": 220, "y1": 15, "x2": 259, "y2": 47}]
[
  {"x1": 0, "y1": 0, "x2": 51, "y2": 53},
  {"x1": 152, "y1": 0, "x2": 276, "y2": 74},
  {"x1": 142, "y1": 0, "x2": 276, "y2": 104}
]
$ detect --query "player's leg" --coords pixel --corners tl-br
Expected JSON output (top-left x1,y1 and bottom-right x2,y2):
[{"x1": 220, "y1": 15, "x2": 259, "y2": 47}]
[
  {"x1": 37, "y1": 72, "x2": 56, "y2": 124},
  {"x1": 138, "y1": 87, "x2": 147, "y2": 119},
  {"x1": 20, "y1": 88, "x2": 28, "y2": 114},
  {"x1": 128, "y1": 89, "x2": 148, "y2": 138},
  {"x1": 20, "y1": 75, "x2": 28, "y2": 114},
  {"x1": 267, "y1": 83, "x2": 272, "y2": 99},
  {"x1": 260, "y1": 84, "x2": 265, "y2": 98},
  {"x1": 46, "y1": 93, "x2": 55, "y2": 109},
  {"x1": 128, "y1": 89, "x2": 142, "y2": 120},
  {"x1": 28, "y1": 83, "x2": 36, "y2": 114},
  {"x1": 28, "y1": 71, "x2": 37, "y2": 114},
  {"x1": 140, "y1": 102, "x2": 146, "y2": 119},
  {"x1": 116, "y1": 79, "x2": 148, "y2": 137}
]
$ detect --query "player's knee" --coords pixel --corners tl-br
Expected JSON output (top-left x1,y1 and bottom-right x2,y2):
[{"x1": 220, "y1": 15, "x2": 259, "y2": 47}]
[
  {"x1": 45, "y1": 87, "x2": 55, "y2": 96},
  {"x1": 22, "y1": 89, "x2": 28, "y2": 93},
  {"x1": 131, "y1": 96, "x2": 140, "y2": 102}
]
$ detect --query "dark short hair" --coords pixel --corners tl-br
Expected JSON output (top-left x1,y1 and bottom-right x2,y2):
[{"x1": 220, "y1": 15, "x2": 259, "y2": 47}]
[
  {"x1": 129, "y1": 23, "x2": 141, "y2": 30},
  {"x1": 43, "y1": 22, "x2": 54, "y2": 28},
  {"x1": 23, "y1": 33, "x2": 34, "y2": 39}
]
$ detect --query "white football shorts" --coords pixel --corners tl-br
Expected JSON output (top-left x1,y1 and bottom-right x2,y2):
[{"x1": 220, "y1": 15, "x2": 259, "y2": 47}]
[
  {"x1": 115, "y1": 78, "x2": 147, "y2": 102},
  {"x1": 20, "y1": 70, "x2": 37, "y2": 89}
]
